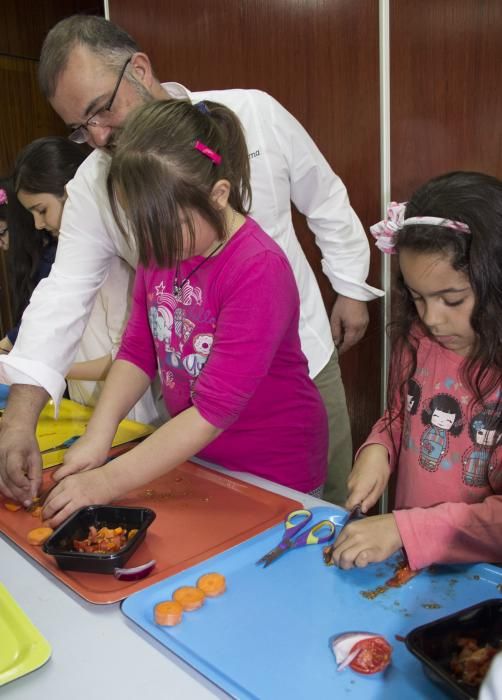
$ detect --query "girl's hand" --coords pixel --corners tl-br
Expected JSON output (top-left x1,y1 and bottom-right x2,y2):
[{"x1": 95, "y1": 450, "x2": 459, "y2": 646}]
[
  {"x1": 53, "y1": 434, "x2": 111, "y2": 481},
  {"x1": 345, "y1": 444, "x2": 391, "y2": 513},
  {"x1": 329, "y1": 513, "x2": 403, "y2": 569},
  {"x1": 42, "y1": 468, "x2": 115, "y2": 528}
]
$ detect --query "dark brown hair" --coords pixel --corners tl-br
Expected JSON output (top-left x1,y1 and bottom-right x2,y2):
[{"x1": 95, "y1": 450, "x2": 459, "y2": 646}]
[
  {"x1": 8, "y1": 138, "x2": 87, "y2": 324},
  {"x1": 108, "y1": 99, "x2": 252, "y2": 267}
]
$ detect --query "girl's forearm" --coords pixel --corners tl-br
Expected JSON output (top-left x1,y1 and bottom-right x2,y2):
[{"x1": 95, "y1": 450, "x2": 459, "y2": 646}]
[
  {"x1": 85, "y1": 359, "x2": 152, "y2": 441},
  {"x1": 67, "y1": 354, "x2": 112, "y2": 381},
  {"x1": 101, "y1": 406, "x2": 222, "y2": 499}
]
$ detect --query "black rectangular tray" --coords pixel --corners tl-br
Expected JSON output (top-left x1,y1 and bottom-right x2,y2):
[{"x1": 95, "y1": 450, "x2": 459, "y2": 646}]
[{"x1": 406, "y1": 598, "x2": 502, "y2": 699}]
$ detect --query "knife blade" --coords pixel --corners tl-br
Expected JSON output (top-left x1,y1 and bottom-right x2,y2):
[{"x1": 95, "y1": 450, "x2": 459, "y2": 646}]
[
  {"x1": 322, "y1": 504, "x2": 363, "y2": 565},
  {"x1": 40, "y1": 435, "x2": 80, "y2": 455},
  {"x1": 338, "y1": 504, "x2": 363, "y2": 536}
]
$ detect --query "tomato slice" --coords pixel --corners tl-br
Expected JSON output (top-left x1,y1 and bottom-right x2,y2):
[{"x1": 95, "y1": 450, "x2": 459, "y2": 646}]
[{"x1": 349, "y1": 636, "x2": 392, "y2": 674}]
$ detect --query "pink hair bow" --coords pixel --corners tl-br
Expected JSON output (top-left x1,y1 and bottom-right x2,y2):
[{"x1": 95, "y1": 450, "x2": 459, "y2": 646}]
[
  {"x1": 0, "y1": 188, "x2": 8, "y2": 206},
  {"x1": 369, "y1": 201, "x2": 406, "y2": 254}
]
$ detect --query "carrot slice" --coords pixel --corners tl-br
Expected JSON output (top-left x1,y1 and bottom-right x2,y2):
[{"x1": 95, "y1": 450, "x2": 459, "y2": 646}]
[
  {"x1": 30, "y1": 506, "x2": 43, "y2": 518},
  {"x1": 4, "y1": 502, "x2": 22, "y2": 512},
  {"x1": 173, "y1": 585, "x2": 206, "y2": 611},
  {"x1": 27, "y1": 526, "x2": 54, "y2": 546},
  {"x1": 154, "y1": 600, "x2": 183, "y2": 626},
  {"x1": 197, "y1": 572, "x2": 226, "y2": 597}
]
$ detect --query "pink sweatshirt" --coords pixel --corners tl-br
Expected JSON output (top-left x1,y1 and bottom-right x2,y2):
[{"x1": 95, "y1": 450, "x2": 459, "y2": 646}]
[
  {"x1": 117, "y1": 217, "x2": 328, "y2": 492},
  {"x1": 360, "y1": 332, "x2": 502, "y2": 569}
]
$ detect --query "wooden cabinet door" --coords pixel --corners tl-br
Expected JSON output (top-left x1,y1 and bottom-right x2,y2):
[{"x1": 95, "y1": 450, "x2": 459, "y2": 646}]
[{"x1": 109, "y1": 0, "x2": 383, "y2": 452}]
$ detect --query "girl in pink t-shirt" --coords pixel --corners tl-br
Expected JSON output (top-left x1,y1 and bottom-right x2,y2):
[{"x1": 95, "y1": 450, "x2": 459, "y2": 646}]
[
  {"x1": 43, "y1": 99, "x2": 327, "y2": 526},
  {"x1": 328, "y1": 171, "x2": 502, "y2": 570}
]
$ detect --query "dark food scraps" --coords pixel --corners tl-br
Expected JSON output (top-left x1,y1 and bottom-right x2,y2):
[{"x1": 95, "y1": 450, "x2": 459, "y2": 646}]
[
  {"x1": 73, "y1": 525, "x2": 138, "y2": 553},
  {"x1": 450, "y1": 637, "x2": 502, "y2": 687},
  {"x1": 322, "y1": 543, "x2": 335, "y2": 565}
]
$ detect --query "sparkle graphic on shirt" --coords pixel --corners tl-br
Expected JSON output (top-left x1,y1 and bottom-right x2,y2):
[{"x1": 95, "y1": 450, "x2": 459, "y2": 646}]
[{"x1": 154, "y1": 280, "x2": 177, "y2": 306}]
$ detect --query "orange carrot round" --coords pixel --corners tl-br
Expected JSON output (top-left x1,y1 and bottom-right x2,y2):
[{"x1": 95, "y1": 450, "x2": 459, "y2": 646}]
[
  {"x1": 154, "y1": 600, "x2": 183, "y2": 626},
  {"x1": 196, "y1": 572, "x2": 226, "y2": 597},
  {"x1": 27, "y1": 526, "x2": 54, "y2": 546},
  {"x1": 4, "y1": 502, "x2": 22, "y2": 512},
  {"x1": 173, "y1": 585, "x2": 205, "y2": 611}
]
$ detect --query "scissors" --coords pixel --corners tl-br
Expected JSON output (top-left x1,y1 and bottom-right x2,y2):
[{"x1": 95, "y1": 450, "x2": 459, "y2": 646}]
[{"x1": 256, "y1": 509, "x2": 335, "y2": 567}]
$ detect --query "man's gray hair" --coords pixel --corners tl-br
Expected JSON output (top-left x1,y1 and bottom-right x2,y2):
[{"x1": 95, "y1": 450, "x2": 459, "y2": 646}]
[{"x1": 38, "y1": 15, "x2": 139, "y2": 98}]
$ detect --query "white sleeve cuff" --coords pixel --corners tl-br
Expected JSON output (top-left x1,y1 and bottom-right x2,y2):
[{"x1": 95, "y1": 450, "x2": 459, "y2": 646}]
[
  {"x1": 321, "y1": 261, "x2": 385, "y2": 301},
  {"x1": 0, "y1": 356, "x2": 66, "y2": 413}
]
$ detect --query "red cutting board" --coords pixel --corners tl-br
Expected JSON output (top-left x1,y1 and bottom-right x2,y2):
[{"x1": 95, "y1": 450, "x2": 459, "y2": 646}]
[{"x1": 0, "y1": 460, "x2": 301, "y2": 604}]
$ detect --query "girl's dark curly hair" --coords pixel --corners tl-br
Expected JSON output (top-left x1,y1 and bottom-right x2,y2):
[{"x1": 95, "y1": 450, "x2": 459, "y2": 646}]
[{"x1": 386, "y1": 171, "x2": 502, "y2": 447}]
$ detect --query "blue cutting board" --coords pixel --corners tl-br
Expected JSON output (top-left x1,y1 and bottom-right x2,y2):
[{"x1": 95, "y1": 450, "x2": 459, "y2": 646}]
[{"x1": 121, "y1": 506, "x2": 502, "y2": 699}]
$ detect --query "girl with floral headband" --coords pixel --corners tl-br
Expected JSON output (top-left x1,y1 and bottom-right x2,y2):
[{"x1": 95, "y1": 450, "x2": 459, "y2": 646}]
[
  {"x1": 328, "y1": 170, "x2": 502, "y2": 571},
  {"x1": 42, "y1": 99, "x2": 328, "y2": 526}
]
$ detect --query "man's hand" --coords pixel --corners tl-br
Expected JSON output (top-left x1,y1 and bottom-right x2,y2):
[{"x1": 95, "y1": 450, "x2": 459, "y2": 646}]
[
  {"x1": 329, "y1": 513, "x2": 403, "y2": 569},
  {"x1": 0, "y1": 385, "x2": 48, "y2": 506},
  {"x1": 330, "y1": 296, "x2": 369, "y2": 354}
]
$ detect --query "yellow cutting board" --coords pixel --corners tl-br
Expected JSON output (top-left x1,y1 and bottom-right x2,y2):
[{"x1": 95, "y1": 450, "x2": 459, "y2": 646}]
[
  {"x1": 0, "y1": 583, "x2": 51, "y2": 686},
  {"x1": 37, "y1": 398, "x2": 154, "y2": 468}
]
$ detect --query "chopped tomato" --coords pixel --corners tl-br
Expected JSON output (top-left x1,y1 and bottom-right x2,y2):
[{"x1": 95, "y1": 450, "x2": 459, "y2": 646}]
[
  {"x1": 386, "y1": 562, "x2": 419, "y2": 588},
  {"x1": 72, "y1": 525, "x2": 136, "y2": 553},
  {"x1": 349, "y1": 636, "x2": 392, "y2": 674}
]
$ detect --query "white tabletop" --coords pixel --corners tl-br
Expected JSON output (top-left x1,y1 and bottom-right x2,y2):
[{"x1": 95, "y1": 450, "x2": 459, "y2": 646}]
[{"x1": 0, "y1": 466, "x2": 325, "y2": 700}]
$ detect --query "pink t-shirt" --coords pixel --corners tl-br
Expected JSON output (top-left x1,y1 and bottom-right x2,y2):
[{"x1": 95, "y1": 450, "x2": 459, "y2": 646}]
[
  {"x1": 117, "y1": 217, "x2": 328, "y2": 492},
  {"x1": 360, "y1": 332, "x2": 502, "y2": 569}
]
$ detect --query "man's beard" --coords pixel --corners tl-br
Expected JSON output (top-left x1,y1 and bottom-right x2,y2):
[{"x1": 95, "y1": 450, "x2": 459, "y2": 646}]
[{"x1": 103, "y1": 79, "x2": 156, "y2": 154}]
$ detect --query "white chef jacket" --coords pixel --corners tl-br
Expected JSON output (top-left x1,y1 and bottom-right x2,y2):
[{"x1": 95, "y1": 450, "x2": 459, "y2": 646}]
[
  {"x1": 480, "y1": 652, "x2": 502, "y2": 700},
  {"x1": 0, "y1": 85, "x2": 383, "y2": 407}
]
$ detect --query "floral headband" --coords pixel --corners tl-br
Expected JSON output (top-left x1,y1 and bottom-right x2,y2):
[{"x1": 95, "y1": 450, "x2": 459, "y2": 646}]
[
  {"x1": 0, "y1": 188, "x2": 8, "y2": 206},
  {"x1": 370, "y1": 201, "x2": 470, "y2": 254}
]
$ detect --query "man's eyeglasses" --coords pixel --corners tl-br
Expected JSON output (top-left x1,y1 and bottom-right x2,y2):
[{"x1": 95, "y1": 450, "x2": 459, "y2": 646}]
[
  {"x1": 0, "y1": 227, "x2": 8, "y2": 238},
  {"x1": 69, "y1": 56, "x2": 132, "y2": 144}
]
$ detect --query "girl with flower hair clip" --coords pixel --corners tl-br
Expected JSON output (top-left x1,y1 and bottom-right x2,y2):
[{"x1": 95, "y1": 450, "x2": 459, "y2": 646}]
[{"x1": 328, "y1": 170, "x2": 502, "y2": 571}]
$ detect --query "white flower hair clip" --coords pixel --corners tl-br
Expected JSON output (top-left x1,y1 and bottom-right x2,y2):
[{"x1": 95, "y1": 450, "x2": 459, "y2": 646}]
[
  {"x1": 369, "y1": 202, "x2": 406, "y2": 254},
  {"x1": 370, "y1": 201, "x2": 470, "y2": 254}
]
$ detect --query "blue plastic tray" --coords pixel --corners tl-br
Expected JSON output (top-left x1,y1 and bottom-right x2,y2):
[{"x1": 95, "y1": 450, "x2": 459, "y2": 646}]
[{"x1": 121, "y1": 506, "x2": 502, "y2": 699}]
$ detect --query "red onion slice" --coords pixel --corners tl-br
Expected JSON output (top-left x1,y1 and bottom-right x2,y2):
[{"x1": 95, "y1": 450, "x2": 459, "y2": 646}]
[{"x1": 114, "y1": 559, "x2": 156, "y2": 581}]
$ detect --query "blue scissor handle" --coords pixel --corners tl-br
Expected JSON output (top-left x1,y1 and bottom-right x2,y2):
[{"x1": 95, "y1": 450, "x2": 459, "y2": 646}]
[
  {"x1": 290, "y1": 520, "x2": 336, "y2": 547},
  {"x1": 279, "y1": 509, "x2": 313, "y2": 546}
]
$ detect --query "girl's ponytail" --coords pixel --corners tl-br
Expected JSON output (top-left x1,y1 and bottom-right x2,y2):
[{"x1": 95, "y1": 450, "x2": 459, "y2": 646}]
[{"x1": 199, "y1": 100, "x2": 252, "y2": 215}]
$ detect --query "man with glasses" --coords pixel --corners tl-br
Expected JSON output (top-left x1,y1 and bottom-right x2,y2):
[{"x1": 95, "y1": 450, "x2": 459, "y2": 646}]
[
  {"x1": 0, "y1": 15, "x2": 382, "y2": 507},
  {"x1": 68, "y1": 56, "x2": 131, "y2": 145}
]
